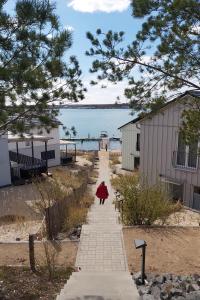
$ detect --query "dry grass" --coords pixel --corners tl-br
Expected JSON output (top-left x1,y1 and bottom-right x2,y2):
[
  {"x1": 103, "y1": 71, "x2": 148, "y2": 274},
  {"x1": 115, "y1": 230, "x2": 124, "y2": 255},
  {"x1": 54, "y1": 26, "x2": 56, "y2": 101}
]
[
  {"x1": 0, "y1": 266, "x2": 73, "y2": 300},
  {"x1": 52, "y1": 168, "x2": 85, "y2": 190},
  {"x1": 64, "y1": 193, "x2": 94, "y2": 232},
  {"x1": 83, "y1": 152, "x2": 96, "y2": 163},
  {"x1": 112, "y1": 174, "x2": 182, "y2": 225},
  {"x1": 109, "y1": 152, "x2": 121, "y2": 165},
  {"x1": 90, "y1": 170, "x2": 99, "y2": 179},
  {"x1": 123, "y1": 227, "x2": 200, "y2": 275}
]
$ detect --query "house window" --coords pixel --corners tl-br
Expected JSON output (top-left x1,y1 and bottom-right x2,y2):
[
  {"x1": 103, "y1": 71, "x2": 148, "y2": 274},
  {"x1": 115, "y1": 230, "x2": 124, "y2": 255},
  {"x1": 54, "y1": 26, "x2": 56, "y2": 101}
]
[
  {"x1": 193, "y1": 186, "x2": 200, "y2": 211},
  {"x1": 41, "y1": 150, "x2": 55, "y2": 160},
  {"x1": 136, "y1": 133, "x2": 140, "y2": 151},
  {"x1": 134, "y1": 157, "x2": 140, "y2": 169},
  {"x1": 176, "y1": 132, "x2": 198, "y2": 169}
]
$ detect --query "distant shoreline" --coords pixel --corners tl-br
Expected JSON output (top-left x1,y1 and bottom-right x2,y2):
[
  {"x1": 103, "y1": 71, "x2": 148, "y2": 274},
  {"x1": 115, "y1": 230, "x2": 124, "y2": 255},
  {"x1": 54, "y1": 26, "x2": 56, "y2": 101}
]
[{"x1": 51, "y1": 103, "x2": 130, "y2": 109}]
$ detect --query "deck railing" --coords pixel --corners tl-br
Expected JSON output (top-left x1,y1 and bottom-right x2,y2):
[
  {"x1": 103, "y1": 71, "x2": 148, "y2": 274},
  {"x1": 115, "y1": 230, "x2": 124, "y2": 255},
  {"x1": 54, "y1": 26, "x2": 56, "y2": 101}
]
[{"x1": 9, "y1": 150, "x2": 47, "y2": 182}]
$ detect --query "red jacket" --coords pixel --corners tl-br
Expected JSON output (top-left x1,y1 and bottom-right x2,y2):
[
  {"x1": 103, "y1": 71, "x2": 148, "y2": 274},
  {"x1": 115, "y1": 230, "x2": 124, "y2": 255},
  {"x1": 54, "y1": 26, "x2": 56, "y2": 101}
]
[{"x1": 96, "y1": 184, "x2": 109, "y2": 200}]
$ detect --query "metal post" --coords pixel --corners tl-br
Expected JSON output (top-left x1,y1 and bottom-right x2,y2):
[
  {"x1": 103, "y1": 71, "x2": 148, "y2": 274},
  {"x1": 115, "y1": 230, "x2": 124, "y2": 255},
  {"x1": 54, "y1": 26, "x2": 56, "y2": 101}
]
[
  {"x1": 74, "y1": 144, "x2": 77, "y2": 162},
  {"x1": 16, "y1": 142, "x2": 19, "y2": 163},
  {"x1": 31, "y1": 140, "x2": 34, "y2": 165},
  {"x1": 29, "y1": 234, "x2": 36, "y2": 272},
  {"x1": 45, "y1": 141, "x2": 48, "y2": 173},
  {"x1": 134, "y1": 239, "x2": 147, "y2": 285},
  {"x1": 141, "y1": 245, "x2": 146, "y2": 284}
]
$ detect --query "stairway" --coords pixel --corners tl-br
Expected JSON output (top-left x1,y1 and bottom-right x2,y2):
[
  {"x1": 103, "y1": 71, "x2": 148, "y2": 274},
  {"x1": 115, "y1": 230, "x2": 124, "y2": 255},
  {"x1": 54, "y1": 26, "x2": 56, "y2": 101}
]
[{"x1": 56, "y1": 151, "x2": 139, "y2": 300}]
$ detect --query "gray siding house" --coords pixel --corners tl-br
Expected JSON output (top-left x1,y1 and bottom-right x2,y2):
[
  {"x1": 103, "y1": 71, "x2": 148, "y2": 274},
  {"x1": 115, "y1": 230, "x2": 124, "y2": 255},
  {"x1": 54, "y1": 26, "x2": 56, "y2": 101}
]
[
  {"x1": 0, "y1": 134, "x2": 11, "y2": 187},
  {"x1": 139, "y1": 90, "x2": 200, "y2": 210},
  {"x1": 119, "y1": 118, "x2": 140, "y2": 171}
]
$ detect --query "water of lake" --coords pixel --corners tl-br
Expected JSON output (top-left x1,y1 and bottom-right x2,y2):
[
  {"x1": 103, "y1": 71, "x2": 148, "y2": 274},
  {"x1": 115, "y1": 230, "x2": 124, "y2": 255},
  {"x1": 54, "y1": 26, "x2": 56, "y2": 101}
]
[{"x1": 58, "y1": 108, "x2": 133, "y2": 150}]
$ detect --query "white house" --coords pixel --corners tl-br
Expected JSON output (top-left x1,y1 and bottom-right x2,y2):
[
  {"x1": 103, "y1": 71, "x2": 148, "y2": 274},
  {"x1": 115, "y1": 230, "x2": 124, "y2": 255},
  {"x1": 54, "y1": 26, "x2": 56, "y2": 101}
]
[
  {"x1": 139, "y1": 90, "x2": 200, "y2": 210},
  {"x1": 118, "y1": 117, "x2": 141, "y2": 171},
  {"x1": 0, "y1": 118, "x2": 63, "y2": 187},
  {"x1": 8, "y1": 120, "x2": 61, "y2": 168},
  {"x1": 8, "y1": 127, "x2": 61, "y2": 168},
  {"x1": 0, "y1": 134, "x2": 11, "y2": 187}
]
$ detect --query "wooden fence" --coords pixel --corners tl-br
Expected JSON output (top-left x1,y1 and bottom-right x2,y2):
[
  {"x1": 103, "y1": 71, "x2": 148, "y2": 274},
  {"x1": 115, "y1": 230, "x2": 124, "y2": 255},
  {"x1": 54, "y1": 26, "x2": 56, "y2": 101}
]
[{"x1": 45, "y1": 163, "x2": 95, "y2": 240}]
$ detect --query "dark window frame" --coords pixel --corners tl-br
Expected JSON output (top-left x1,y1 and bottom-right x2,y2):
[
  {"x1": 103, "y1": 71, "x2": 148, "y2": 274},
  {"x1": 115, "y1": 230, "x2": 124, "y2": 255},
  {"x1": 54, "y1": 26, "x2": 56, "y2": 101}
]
[
  {"x1": 41, "y1": 150, "x2": 55, "y2": 160},
  {"x1": 136, "y1": 133, "x2": 140, "y2": 151}
]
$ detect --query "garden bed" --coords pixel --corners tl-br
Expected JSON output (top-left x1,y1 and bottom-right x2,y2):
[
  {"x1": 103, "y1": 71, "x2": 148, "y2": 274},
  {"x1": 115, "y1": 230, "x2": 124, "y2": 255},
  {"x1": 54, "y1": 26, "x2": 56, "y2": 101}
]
[
  {"x1": 0, "y1": 266, "x2": 73, "y2": 300},
  {"x1": 123, "y1": 226, "x2": 200, "y2": 275},
  {"x1": 0, "y1": 240, "x2": 78, "y2": 267}
]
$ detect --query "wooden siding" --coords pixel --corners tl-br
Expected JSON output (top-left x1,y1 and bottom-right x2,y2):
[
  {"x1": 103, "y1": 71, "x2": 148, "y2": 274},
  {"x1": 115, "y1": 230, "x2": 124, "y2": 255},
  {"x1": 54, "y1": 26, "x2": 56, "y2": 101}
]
[
  {"x1": 0, "y1": 135, "x2": 11, "y2": 187},
  {"x1": 120, "y1": 123, "x2": 140, "y2": 171},
  {"x1": 140, "y1": 96, "x2": 200, "y2": 208}
]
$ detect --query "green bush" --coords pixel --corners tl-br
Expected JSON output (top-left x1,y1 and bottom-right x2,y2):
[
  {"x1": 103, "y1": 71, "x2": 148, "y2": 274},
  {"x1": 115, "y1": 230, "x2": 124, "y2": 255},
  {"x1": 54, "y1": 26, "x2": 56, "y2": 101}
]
[{"x1": 111, "y1": 175, "x2": 182, "y2": 225}]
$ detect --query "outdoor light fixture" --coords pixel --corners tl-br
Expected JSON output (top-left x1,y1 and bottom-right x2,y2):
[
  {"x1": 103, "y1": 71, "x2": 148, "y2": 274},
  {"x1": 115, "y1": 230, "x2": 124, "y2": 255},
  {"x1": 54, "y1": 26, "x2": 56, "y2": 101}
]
[{"x1": 134, "y1": 239, "x2": 147, "y2": 284}]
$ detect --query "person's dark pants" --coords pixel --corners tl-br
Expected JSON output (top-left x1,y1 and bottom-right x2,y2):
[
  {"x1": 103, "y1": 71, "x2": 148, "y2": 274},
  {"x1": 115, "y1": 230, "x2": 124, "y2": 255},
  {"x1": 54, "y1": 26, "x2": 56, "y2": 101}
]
[{"x1": 99, "y1": 199, "x2": 105, "y2": 205}]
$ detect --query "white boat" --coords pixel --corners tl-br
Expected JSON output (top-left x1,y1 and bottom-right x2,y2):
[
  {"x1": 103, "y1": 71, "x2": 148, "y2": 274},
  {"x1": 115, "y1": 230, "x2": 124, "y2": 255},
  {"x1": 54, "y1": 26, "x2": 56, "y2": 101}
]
[{"x1": 100, "y1": 131, "x2": 108, "y2": 138}]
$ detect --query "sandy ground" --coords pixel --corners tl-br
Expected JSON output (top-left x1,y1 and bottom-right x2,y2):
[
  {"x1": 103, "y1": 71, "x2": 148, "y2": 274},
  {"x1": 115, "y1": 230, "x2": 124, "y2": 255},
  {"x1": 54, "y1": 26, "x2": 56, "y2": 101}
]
[
  {"x1": 0, "y1": 240, "x2": 78, "y2": 267},
  {"x1": 0, "y1": 221, "x2": 43, "y2": 242},
  {"x1": 123, "y1": 227, "x2": 200, "y2": 275},
  {"x1": 156, "y1": 208, "x2": 200, "y2": 226}
]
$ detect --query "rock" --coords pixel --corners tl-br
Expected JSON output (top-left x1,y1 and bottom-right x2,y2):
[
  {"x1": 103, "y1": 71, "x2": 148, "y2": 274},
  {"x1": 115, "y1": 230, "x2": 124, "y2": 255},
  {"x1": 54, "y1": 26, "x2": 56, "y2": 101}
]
[
  {"x1": 69, "y1": 235, "x2": 78, "y2": 240},
  {"x1": 151, "y1": 285, "x2": 161, "y2": 300},
  {"x1": 197, "y1": 279, "x2": 200, "y2": 287},
  {"x1": 172, "y1": 282, "x2": 181, "y2": 289},
  {"x1": 192, "y1": 274, "x2": 200, "y2": 281},
  {"x1": 162, "y1": 281, "x2": 173, "y2": 294},
  {"x1": 16, "y1": 237, "x2": 20, "y2": 241},
  {"x1": 170, "y1": 288, "x2": 183, "y2": 297},
  {"x1": 155, "y1": 275, "x2": 166, "y2": 284},
  {"x1": 191, "y1": 283, "x2": 199, "y2": 291},
  {"x1": 143, "y1": 295, "x2": 155, "y2": 300},
  {"x1": 186, "y1": 283, "x2": 199, "y2": 293},
  {"x1": 165, "y1": 274, "x2": 173, "y2": 281},
  {"x1": 160, "y1": 291, "x2": 169, "y2": 300},
  {"x1": 138, "y1": 285, "x2": 151, "y2": 296},
  {"x1": 185, "y1": 291, "x2": 200, "y2": 300},
  {"x1": 133, "y1": 272, "x2": 143, "y2": 285}
]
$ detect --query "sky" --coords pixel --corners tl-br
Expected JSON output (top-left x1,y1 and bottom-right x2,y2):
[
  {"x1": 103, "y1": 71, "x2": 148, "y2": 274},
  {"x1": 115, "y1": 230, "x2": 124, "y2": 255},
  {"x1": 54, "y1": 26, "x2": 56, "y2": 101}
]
[
  {"x1": 6, "y1": 0, "x2": 145, "y2": 104},
  {"x1": 55, "y1": 0, "x2": 145, "y2": 104}
]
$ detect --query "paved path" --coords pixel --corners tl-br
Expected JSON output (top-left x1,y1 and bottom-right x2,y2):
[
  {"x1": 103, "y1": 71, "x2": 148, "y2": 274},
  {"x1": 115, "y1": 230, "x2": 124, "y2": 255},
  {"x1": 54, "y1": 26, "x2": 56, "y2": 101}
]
[{"x1": 57, "y1": 151, "x2": 139, "y2": 300}]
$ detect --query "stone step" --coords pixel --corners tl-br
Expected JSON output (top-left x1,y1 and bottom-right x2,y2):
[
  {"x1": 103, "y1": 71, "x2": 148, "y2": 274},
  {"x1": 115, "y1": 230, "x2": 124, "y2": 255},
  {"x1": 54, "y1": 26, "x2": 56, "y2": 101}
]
[{"x1": 57, "y1": 271, "x2": 140, "y2": 300}]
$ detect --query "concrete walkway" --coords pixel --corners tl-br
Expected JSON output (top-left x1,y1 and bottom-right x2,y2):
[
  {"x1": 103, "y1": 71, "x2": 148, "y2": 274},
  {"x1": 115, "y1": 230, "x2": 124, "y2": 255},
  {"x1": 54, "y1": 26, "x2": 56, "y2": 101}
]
[{"x1": 57, "y1": 151, "x2": 139, "y2": 300}]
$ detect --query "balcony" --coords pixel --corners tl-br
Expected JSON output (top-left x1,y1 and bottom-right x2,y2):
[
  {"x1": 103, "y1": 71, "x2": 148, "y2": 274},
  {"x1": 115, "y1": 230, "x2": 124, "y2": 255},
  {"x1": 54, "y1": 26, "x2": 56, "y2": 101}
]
[{"x1": 172, "y1": 151, "x2": 199, "y2": 170}]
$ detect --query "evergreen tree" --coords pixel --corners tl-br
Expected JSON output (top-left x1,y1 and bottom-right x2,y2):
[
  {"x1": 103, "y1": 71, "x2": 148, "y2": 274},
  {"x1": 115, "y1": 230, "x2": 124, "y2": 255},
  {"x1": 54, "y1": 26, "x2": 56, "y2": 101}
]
[
  {"x1": 86, "y1": 0, "x2": 200, "y2": 140},
  {"x1": 0, "y1": 0, "x2": 85, "y2": 134}
]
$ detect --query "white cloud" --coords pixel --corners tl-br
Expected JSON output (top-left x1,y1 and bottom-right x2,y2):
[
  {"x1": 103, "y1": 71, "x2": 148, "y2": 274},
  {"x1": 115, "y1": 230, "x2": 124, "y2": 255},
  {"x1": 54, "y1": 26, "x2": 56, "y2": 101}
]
[
  {"x1": 64, "y1": 25, "x2": 74, "y2": 32},
  {"x1": 80, "y1": 76, "x2": 128, "y2": 104},
  {"x1": 67, "y1": 0, "x2": 130, "y2": 13}
]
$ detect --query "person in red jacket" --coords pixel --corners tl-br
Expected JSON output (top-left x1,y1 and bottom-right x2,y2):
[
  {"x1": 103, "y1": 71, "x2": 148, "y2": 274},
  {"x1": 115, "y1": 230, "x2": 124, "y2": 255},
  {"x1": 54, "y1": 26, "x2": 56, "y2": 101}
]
[{"x1": 96, "y1": 181, "x2": 109, "y2": 205}]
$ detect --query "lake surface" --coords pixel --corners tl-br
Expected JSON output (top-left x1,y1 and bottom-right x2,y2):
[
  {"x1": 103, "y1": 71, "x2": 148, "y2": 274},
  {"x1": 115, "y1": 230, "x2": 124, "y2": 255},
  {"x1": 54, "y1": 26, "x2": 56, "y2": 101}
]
[{"x1": 58, "y1": 108, "x2": 133, "y2": 150}]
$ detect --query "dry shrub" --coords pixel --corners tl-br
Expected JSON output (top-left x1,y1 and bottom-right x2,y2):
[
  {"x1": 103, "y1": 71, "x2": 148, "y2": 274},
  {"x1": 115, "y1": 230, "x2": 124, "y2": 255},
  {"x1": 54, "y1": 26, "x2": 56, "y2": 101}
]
[
  {"x1": 83, "y1": 152, "x2": 95, "y2": 163},
  {"x1": 52, "y1": 168, "x2": 85, "y2": 190},
  {"x1": 64, "y1": 193, "x2": 94, "y2": 232},
  {"x1": 109, "y1": 152, "x2": 121, "y2": 165},
  {"x1": 42, "y1": 240, "x2": 61, "y2": 280},
  {"x1": 90, "y1": 170, "x2": 99, "y2": 178},
  {"x1": 0, "y1": 215, "x2": 25, "y2": 225},
  {"x1": 34, "y1": 177, "x2": 66, "y2": 213},
  {"x1": 111, "y1": 175, "x2": 182, "y2": 225}
]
